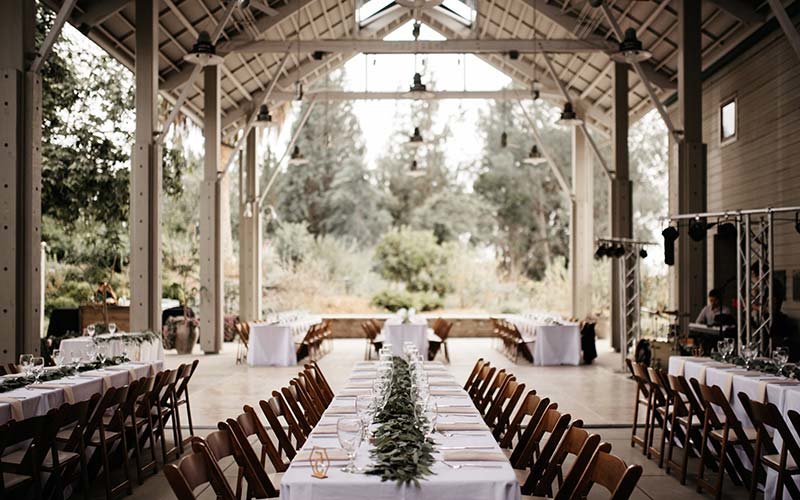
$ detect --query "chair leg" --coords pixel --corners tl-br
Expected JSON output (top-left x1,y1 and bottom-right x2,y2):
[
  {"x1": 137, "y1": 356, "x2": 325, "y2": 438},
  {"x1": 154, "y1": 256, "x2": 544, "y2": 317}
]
[
  {"x1": 696, "y1": 415, "x2": 711, "y2": 491},
  {"x1": 444, "y1": 342, "x2": 450, "y2": 363},
  {"x1": 715, "y1": 435, "x2": 728, "y2": 500},
  {"x1": 749, "y1": 433, "x2": 761, "y2": 500},
  {"x1": 185, "y1": 392, "x2": 195, "y2": 438},
  {"x1": 631, "y1": 388, "x2": 640, "y2": 447}
]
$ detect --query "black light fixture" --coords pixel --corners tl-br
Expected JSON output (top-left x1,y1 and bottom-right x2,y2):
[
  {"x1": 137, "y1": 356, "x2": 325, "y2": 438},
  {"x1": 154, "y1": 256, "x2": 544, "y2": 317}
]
[
  {"x1": 311, "y1": 51, "x2": 327, "y2": 61},
  {"x1": 500, "y1": 131, "x2": 508, "y2": 148},
  {"x1": 662, "y1": 226, "x2": 679, "y2": 266},
  {"x1": 639, "y1": 248, "x2": 648, "y2": 259},
  {"x1": 288, "y1": 145, "x2": 308, "y2": 166},
  {"x1": 408, "y1": 159, "x2": 425, "y2": 177},
  {"x1": 523, "y1": 144, "x2": 547, "y2": 165},
  {"x1": 688, "y1": 217, "x2": 708, "y2": 242},
  {"x1": 610, "y1": 28, "x2": 652, "y2": 64},
  {"x1": 406, "y1": 72, "x2": 433, "y2": 99},
  {"x1": 255, "y1": 104, "x2": 272, "y2": 126},
  {"x1": 594, "y1": 244, "x2": 608, "y2": 260},
  {"x1": 612, "y1": 245, "x2": 626, "y2": 258},
  {"x1": 508, "y1": 50, "x2": 520, "y2": 60},
  {"x1": 717, "y1": 222, "x2": 736, "y2": 238},
  {"x1": 406, "y1": 126, "x2": 424, "y2": 148},
  {"x1": 558, "y1": 102, "x2": 583, "y2": 126},
  {"x1": 184, "y1": 31, "x2": 224, "y2": 66}
]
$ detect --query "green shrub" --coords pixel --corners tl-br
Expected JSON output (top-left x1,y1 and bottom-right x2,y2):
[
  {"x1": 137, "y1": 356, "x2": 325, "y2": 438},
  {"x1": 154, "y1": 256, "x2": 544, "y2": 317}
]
[
  {"x1": 373, "y1": 227, "x2": 452, "y2": 295},
  {"x1": 371, "y1": 289, "x2": 415, "y2": 312},
  {"x1": 414, "y1": 291, "x2": 443, "y2": 312}
]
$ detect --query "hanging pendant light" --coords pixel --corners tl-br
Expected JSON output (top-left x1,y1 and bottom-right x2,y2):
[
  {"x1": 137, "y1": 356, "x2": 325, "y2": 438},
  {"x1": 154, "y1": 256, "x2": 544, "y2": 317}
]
[
  {"x1": 408, "y1": 159, "x2": 425, "y2": 177},
  {"x1": 405, "y1": 72, "x2": 433, "y2": 99},
  {"x1": 500, "y1": 131, "x2": 508, "y2": 148},
  {"x1": 288, "y1": 145, "x2": 308, "y2": 166},
  {"x1": 406, "y1": 126, "x2": 424, "y2": 148},
  {"x1": 255, "y1": 104, "x2": 272, "y2": 127},
  {"x1": 610, "y1": 28, "x2": 652, "y2": 63},
  {"x1": 523, "y1": 144, "x2": 547, "y2": 165},
  {"x1": 242, "y1": 200, "x2": 254, "y2": 219},
  {"x1": 184, "y1": 31, "x2": 224, "y2": 66},
  {"x1": 557, "y1": 102, "x2": 583, "y2": 126}
]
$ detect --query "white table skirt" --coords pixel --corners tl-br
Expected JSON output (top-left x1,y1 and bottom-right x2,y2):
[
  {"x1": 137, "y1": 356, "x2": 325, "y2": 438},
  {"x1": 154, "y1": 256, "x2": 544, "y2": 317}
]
[
  {"x1": 669, "y1": 356, "x2": 800, "y2": 499},
  {"x1": 382, "y1": 317, "x2": 429, "y2": 358},
  {"x1": 248, "y1": 318, "x2": 322, "y2": 367},
  {"x1": 279, "y1": 361, "x2": 520, "y2": 500},
  {"x1": 509, "y1": 317, "x2": 580, "y2": 366},
  {"x1": 59, "y1": 335, "x2": 165, "y2": 362},
  {"x1": 0, "y1": 360, "x2": 163, "y2": 424}
]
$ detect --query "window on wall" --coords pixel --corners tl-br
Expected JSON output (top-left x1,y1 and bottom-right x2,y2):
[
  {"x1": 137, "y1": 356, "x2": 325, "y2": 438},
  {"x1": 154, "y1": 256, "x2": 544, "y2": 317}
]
[{"x1": 720, "y1": 97, "x2": 737, "y2": 143}]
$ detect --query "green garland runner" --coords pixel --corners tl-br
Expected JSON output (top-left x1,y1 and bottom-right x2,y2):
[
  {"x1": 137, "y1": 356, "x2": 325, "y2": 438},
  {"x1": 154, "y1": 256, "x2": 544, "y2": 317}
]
[
  {"x1": 709, "y1": 352, "x2": 800, "y2": 378},
  {"x1": 0, "y1": 356, "x2": 130, "y2": 393},
  {"x1": 92, "y1": 331, "x2": 160, "y2": 346},
  {"x1": 366, "y1": 357, "x2": 436, "y2": 486}
]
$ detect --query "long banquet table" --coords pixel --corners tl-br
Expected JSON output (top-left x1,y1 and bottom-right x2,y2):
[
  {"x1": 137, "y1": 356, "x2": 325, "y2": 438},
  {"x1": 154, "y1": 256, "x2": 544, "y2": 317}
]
[
  {"x1": 280, "y1": 360, "x2": 520, "y2": 500},
  {"x1": 668, "y1": 356, "x2": 800, "y2": 499},
  {"x1": 59, "y1": 333, "x2": 165, "y2": 362},
  {"x1": 0, "y1": 360, "x2": 163, "y2": 425},
  {"x1": 508, "y1": 316, "x2": 580, "y2": 366},
  {"x1": 248, "y1": 316, "x2": 322, "y2": 367}
]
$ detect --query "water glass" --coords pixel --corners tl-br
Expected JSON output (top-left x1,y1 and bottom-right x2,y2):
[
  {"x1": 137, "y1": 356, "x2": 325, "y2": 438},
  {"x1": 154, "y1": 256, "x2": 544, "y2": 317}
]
[
  {"x1": 416, "y1": 399, "x2": 438, "y2": 439},
  {"x1": 773, "y1": 347, "x2": 789, "y2": 373},
  {"x1": 86, "y1": 324, "x2": 96, "y2": 337},
  {"x1": 356, "y1": 394, "x2": 374, "y2": 434},
  {"x1": 108, "y1": 323, "x2": 117, "y2": 335},
  {"x1": 31, "y1": 356, "x2": 45, "y2": 383},
  {"x1": 52, "y1": 349, "x2": 64, "y2": 367},
  {"x1": 336, "y1": 418, "x2": 363, "y2": 473},
  {"x1": 19, "y1": 354, "x2": 33, "y2": 376}
]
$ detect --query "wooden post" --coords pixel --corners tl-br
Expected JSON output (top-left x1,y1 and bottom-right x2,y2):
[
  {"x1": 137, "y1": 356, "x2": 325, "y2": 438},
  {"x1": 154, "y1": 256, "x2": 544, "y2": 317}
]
[
  {"x1": 0, "y1": 0, "x2": 42, "y2": 361},
  {"x1": 676, "y1": 0, "x2": 707, "y2": 334},
  {"x1": 610, "y1": 62, "x2": 632, "y2": 351},
  {"x1": 570, "y1": 124, "x2": 594, "y2": 319},
  {"x1": 200, "y1": 65, "x2": 224, "y2": 353},
  {"x1": 130, "y1": 0, "x2": 162, "y2": 333},
  {"x1": 239, "y1": 129, "x2": 262, "y2": 322}
]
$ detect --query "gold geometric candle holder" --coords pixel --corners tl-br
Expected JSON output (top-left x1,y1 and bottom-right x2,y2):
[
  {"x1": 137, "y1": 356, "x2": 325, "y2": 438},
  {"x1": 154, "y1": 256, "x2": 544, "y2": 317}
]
[{"x1": 309, "y1": 446, "x2": 330, "y2": 479}]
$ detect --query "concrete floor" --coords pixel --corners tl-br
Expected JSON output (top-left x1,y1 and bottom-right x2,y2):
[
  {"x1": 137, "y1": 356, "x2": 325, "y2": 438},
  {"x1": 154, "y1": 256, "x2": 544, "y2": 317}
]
[{"x1": 118, "y1": 338, "x2": 749, "y2": 500}]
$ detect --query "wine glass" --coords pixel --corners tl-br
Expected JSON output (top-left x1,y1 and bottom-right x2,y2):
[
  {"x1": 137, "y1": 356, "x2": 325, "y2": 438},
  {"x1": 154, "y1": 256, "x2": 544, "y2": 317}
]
[
  {"x1": 71, "y1": 355, "x2": 82, "y2": 369},
  {"x1": 96, "y1": 344, "x2": 108, "y2": 366},
  {"x1": 19, "y1": 354, "x2": 33, "y2": 377},
  {"x1": 773, "y1": 347, "x2": 789, "y2": 374},
  {"x1": 86, "y1": 344, "x2": 97, "y2": 364},
  {"x1": 52, "y1": 349, "x2": 64, "y2": 367},
  {"x1": 108, "y1": 323, "x2": 117, "y2": 335},
  {"x1": 336, "y1": 418, "x2": 363, "y2": 473},
  {"x1": 30, "y1": 356, "x2": 45, "y2": 384},
  {"x1": 717, "y1": 340, "x2": 727, "y2": 359},
  {"x1": 86, "y1": 324, "x2": 96, "y2": 337},
  {"x1": 356, "y1": 394, "x2": 374, "y2": 437},
  {"x1": 417, "y1": 399, "x2": 438, "y2": 440}
]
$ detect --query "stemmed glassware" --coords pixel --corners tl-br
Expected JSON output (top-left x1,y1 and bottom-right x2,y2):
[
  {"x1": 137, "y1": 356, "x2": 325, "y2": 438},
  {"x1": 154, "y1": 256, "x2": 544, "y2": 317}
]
[
  {"x1": 96, "y1": 344, "x2": 108, "y2": 366},
  {"x1": 356, "y1": 394, "x2": 374, "y2": 439},
  {"x1": 52, "y1": 349, "x2": 64, "y2": 367},
  {"x1": 742, "y1": 342, "x2": 758, "y2": 369},
  {"x1": 337, "y1": 417, "x2": 364, "y2": 473},
  {"x1": 773, "y1": 347, "x2": 789, "y2": 374},
  {"x1": 415, "y1": 399, "x2": 438, "y2": 440},
  {"x1": 86, "y1": 324, "x2": 96, "y2": 337},
  {"x1": 30, "y1": 356, "x2": 45, "y2": 384},
  {"x1": 108, "y1": 322, "x2": 117, "y2": 335},
  {"x1": 18, "y1": 354, "x2": 33, "y2": 377}
]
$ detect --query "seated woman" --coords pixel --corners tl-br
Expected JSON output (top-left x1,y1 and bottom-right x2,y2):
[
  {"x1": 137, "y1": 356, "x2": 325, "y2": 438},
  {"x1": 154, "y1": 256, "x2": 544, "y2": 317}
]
[{"x1": 95, "y1": 281, "x2": 118, "y2": 304}]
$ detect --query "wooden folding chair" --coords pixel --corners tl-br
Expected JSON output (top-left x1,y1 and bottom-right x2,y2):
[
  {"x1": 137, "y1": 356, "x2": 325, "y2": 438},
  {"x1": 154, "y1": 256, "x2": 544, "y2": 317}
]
[
  {"x1": 665, "y1": 374, "x2": 706, "y2": 484},
  {"x1": 0, "y1": 421, "x2": 34, "y2": 497},
  {"x1": 468, "y1": 363, "x2": 497, "y2": 408},
  {"x1": 627, "y1": 360, "x2": 657, "y2": 454},
  {"x1": 244, "y1": 404, "x2": 292, "y2": 472},
  {"x1": 290, "y1": 376, "x2": 323, "y2": 425},
  {"x1": 165, "y1": 439, "x2": 235, "y2": 500},
  {"x1": 745, "y1": 397, "x2": 800, "y2": 500},
  {"x1": 175, "y1": 359, "x2": 199, "y2": 443},
  {"x1": 222, "y1": 419, "x2": 280, "y2": 498},
  {"x1": 573, "y1": 447, "x2": 643, "y2": 500},
  {"x1": 304, "y1": 362, "x2": 334, "y2": 405},
  {"x1": 260, "y1": 393, "x2": 306, "y2": 453},
  {"x1": 463, "y1": 358, "x2": 486, "y2": 392},
  {"x1": 485, "y1": 378, "x2": 526, "y2": 439},
  {"x1": 477, "y1": 369, "x2": 510, "y2": 416},
  {"x1": 298, "y1": 370, "x2": 329, "y2": 412},
  {"x1": 42, "y1": 399, "x2": 95, "y2": 500},
  {"x1": 499, "y1": 392, "x2": 551, "y2": 455},
  {"x1": 0, "y1": 414, "x2": 49, "y2": 498},
  {"x1": 514, "y1": 408, "x2": 572, "y2": 485},
  {"x1": 280, "y1": 386, "x2": 314, "y2": 437},
  {"x1": 695, "y1": 380, "x2": 755, "y2": 498},
  {"x1": 84, "y1": 385, "x2": 133, "y2": 499},
  {"x1": 523, "y1": 423, "x2": 604, "y2": 498},
  {"x1": 646, "y1": 366, "x2": 673, "y2": 465}
]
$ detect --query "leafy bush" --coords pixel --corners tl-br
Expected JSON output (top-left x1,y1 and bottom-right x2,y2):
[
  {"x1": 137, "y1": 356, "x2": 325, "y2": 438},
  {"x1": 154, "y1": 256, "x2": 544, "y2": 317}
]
[
  {"x1": 373, "y1": 228, "x2": 452, "y2": 295},
  {"x1": 371, "y1": 289, "x2": 443, "y2": 312},
  {"x1": 273, "y1": 222, "x2": 315, "y2": 269}
]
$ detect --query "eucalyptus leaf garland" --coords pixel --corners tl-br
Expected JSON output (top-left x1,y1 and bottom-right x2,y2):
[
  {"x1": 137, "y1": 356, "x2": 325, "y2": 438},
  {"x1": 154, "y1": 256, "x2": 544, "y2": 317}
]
[
  {"x1": 366, "y1": 357, "x2": 436, "y2": 486},
  {"x1": 0, "y1": 356, "x2": 129, "y2": 393},
  {"x1": 710, "y1": 352, "x2": 799, "y2": 378},
  {"x1": 92, "y1": 331, "x2": 160, "y2": 346}
]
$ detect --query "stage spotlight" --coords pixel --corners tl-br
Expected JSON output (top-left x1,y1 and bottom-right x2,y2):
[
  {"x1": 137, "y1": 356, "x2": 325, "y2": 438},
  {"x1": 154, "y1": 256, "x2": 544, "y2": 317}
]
[
  {"x1": 662, "y1": 226, "x2": 679, "y2": 266},
  {"x1": 594, "y1": 245, "x2": 606, "y2": 260},
  {"x1": 639, "y1": 248, "x2": 647, "y2": 259},
  {"x1": 688, "y1": 218, "x2": 708, "y2": 242},
  {"x1": 613, "y1": 245, "x2": 626, "y2": 258},
  {"x1": 717, "y1": 222, "x2": 736, "y2": 238}
]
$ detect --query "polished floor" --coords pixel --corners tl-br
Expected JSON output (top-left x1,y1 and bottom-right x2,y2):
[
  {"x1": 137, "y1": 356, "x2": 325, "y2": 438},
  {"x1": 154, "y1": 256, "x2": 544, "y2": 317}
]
[{"x1": 119, "y1": 338, "x2": 749, "y2": 500}]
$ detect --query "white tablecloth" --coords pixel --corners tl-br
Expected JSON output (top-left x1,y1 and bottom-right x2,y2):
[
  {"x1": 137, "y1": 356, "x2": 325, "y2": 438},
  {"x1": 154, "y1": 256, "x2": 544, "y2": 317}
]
[
  {"x1": 509, "y1": 317, "x2": 580, "y2": 366},
  {"x1": 248, "y1": 317, "x2": 322, "y2": 367},
  {"x1": 669, "y1": 356, "x2": 800, "y2": 499},
  {"x1": 279, "y1": 361, "x2": 520, "y2": 500},
  {"x1": 59, "y1": 334, "x2": 165, "y2": 362},
  {"x1": 382, "y1": 316, "x2": 429, "y2": 358},
  {"x1": 0, "y1": 360, "x2": 163, "y2": 424}
]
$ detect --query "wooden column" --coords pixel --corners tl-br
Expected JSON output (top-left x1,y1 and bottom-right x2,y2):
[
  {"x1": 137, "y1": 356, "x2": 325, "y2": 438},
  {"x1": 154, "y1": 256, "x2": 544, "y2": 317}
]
[
  {"x1": 676, "y1": 0, "x2": 707, "y2": 333},
  {"x1": 130, "y1": 0, "x2": 161, "y2": 333},
  {"x1": 200, "y1": 65, "x2": 223, "y2": 353},
  {"x1": 239, "y1": 129, "x2": 262, "y2": 322},
  {"x1": 610, "y1": 62, "x2": 632, "y2": 351},
  {"x1": 0, "y1": 0, "x2": 42, "y2": 362},
  {"x1": 570, "y1": 124, "x2": 594, "y2": 319}
]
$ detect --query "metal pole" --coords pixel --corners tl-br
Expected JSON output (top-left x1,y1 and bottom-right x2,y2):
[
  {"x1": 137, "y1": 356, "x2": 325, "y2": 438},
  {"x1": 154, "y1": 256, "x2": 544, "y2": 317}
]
[
  {"x1": 745, "y1": 216, "x2": 751, "y2": 349},
  {"x1": 218, "y1": 53, "x2": 291, "y2": 179},
  {"x1": 669, "y1": 206, "x2": 800, "y2": 220},
  {"x1": 258, "y1": 99, "x2": 318, "y2": 205},
  {"x1": 736, "y1": 215, "x2": 742, "y2": 356},
  {"x1": 767, "y1": 210, "x2": 774, "y2": 355}
]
